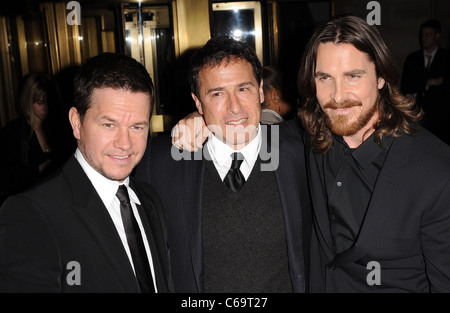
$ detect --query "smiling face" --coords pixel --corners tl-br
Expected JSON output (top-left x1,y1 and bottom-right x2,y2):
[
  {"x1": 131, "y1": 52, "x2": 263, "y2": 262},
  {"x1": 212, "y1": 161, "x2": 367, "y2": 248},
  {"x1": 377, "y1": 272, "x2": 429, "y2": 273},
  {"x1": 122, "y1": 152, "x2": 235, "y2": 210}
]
[
  {"x1": 69, "y1": 87, "x2": 151, "y2": 182},
  {"x1": 314, "y1": 42, "x2": 385, "y2": 146},
  {"x1": 192, "y1": 58, "x2": 263, "y2": 149}
]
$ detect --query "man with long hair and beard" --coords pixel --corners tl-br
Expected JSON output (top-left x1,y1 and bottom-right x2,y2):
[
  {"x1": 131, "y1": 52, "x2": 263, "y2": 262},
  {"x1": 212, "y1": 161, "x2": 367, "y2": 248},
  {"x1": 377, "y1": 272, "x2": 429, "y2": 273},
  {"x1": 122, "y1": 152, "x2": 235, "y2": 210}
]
[{"x1": 299, "y1": 15, "x2": 450, "y2": 292}]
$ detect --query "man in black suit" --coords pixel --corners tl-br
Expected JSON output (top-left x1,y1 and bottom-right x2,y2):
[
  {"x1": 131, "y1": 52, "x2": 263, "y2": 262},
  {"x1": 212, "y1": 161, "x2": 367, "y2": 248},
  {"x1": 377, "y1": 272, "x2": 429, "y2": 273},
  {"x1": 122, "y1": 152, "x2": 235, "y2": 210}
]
[
  {"x1": 0, "y1": 53, "x2": 173, "y2": 293},
  {"x1": 298, "y1": 15, "x2": 450, "y2": 292},
  {"x1": 401, "y1": 19, "x2": 450, "y2": 144},
  {"x1": 134, "y1": 36, "x2": 311, "y2": 293}
]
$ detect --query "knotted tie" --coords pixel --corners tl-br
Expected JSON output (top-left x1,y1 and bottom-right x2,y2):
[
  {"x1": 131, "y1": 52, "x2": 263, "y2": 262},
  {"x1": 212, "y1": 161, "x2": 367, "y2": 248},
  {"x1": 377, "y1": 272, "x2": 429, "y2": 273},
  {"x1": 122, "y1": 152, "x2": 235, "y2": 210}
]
[
  {"x1": 223, "y1": 152, "x2": 245, "y2": 192},
  {"x1": 116, "y1": 185, "x2": 155, "y2": 293},
  {"x1": 426, "y1": 54, "x2": 432, "y2": 70}
]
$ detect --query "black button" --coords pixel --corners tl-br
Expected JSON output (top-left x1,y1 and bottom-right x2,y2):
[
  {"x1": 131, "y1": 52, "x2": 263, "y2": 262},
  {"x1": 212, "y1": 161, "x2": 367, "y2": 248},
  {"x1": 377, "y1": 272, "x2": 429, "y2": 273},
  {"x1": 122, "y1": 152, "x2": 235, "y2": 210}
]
[
  {"x1": 330, "y1": 213, "x2": 336, "y2": 220},
  {"x1": 327, "y1": 266, "x2": 336, "y2": 271}
]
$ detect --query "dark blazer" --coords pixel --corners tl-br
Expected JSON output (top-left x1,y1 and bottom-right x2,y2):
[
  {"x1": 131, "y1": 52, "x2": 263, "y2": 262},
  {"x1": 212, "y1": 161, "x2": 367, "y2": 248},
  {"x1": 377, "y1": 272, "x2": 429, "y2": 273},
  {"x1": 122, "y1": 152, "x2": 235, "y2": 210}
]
[
  {"x1": 401, "y1": 47, "x2": 450, "y2": 143},
  {"x1": 134, "y1": 121, "x2": 312, "y2": 293},
  {"x1": 401, "y1": 46, "x2": 449, "y2": 99},
  {"x1": 308, "y1": 127, "x2": 450, "y2": 292},
  {"x1": 0, "y1": 155, "x2": 173, "y2": 293}
]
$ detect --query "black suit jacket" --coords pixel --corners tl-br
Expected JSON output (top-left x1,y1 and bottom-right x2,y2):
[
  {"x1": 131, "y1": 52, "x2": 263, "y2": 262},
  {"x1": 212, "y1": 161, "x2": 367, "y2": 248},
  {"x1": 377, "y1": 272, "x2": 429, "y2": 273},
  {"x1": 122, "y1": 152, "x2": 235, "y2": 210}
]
[
  {"x1": 134, "y1": 121, "x2": 312, "y2": 293},
  {"x1": 0, "y1": 155, "x2": 173, "y2": 293},
  {"x1": 308, "y1": 127, "x2": 450, "y2": 292},
  {"x1": 401, "y1": 46, "x2": 449, "y2": 99},
  {"x1": 401, "y1": 47, "x2": 450, "y2": 144}
]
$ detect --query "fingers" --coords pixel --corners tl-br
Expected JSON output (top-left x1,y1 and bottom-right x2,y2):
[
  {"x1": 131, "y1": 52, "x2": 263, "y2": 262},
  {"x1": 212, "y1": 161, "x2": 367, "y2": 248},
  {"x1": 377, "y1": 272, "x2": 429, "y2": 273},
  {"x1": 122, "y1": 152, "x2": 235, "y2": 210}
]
[
  {"x1": 171, "y1": 118, "x2": 198, "y2": 152},
  {"x1": 171, "y1": 111, "x2": 208, "y2": 152},
  {"x1": 171, "y1": 124, "x2": 182, "y2": 149},
  {"x1": 193, "y1": 116, "x2": 205, "y2": 150}
]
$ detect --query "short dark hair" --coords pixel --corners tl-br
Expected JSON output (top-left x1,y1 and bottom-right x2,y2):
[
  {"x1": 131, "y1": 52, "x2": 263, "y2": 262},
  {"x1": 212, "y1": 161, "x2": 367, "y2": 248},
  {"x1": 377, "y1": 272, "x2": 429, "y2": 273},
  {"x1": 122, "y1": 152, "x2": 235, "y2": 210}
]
[
  {"x1": 420, "y1": 19, "x2": 441, "y2": 34},
  {"x1": 73, "y1": 52, "x2": 154, "y2": 121},
  {"x1": 188, "y1": 36, "x2": 263, "y2": 98}
]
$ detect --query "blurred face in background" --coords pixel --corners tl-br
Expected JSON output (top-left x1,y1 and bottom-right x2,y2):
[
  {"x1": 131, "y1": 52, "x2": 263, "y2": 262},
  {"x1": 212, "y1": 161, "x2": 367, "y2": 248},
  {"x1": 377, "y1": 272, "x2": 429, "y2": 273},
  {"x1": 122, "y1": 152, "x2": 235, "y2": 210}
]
[
  {"x1": 421, "y1": 26, "x2": 440, "y2": 51},
  {"x1": 32, "y1": 95, "x2": 48, "y2": 122}
]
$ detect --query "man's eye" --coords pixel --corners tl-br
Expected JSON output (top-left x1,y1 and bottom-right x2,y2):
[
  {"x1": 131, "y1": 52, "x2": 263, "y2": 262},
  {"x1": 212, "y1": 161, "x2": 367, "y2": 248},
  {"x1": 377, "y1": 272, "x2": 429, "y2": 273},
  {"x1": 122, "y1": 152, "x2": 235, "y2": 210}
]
[{"x1": 103, "y1": 123, "x2": 114, "y2": 128}]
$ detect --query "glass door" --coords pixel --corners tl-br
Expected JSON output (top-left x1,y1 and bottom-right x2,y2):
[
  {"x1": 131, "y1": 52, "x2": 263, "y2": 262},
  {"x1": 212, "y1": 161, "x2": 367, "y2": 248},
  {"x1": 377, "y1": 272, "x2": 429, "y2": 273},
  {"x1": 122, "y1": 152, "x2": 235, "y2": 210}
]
[
  {"x1": 123, "y1": 3, "x2": 176, "y2": 134},
  {"x1": 211, "y1": 1, "x2": 263, "y2": 62}
]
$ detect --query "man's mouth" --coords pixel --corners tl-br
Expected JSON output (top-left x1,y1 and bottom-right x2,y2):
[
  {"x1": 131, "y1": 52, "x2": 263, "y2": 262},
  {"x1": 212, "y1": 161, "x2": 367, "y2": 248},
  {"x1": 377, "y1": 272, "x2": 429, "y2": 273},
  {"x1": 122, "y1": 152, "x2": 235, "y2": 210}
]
[
  {"x1": 226, "y1": 118, "x2": 248, "y2": 125},
  {"x1": 111, "y1": 154, "x2": 131, "y2": 160}
]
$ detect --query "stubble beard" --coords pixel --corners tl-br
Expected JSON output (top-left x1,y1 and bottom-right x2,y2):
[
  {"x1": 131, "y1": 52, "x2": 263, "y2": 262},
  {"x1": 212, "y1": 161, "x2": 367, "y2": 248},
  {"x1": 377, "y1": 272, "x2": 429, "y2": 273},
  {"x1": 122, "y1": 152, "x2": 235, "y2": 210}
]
[{"x1": 80, "y1": 145, "x2": 135, "y2": 183}]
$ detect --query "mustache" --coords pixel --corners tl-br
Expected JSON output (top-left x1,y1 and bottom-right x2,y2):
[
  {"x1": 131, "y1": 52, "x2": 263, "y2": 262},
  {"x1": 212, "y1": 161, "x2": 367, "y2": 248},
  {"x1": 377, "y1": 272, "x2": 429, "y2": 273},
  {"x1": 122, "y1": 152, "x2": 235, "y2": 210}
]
[{"x1": 323, "y1": 99, "x2": 363, "y2": 110}]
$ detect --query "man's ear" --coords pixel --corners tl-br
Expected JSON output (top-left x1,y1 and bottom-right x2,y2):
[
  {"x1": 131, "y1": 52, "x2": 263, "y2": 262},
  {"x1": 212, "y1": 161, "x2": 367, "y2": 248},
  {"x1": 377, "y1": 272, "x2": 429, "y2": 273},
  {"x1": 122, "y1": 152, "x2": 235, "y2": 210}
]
[
  {"x1": 192, "y1": 93, "x2": 204, "y2": 115},
  {"x1": 68, "y1": 107, "x2": 81, "y2": 140},
  {"x1": 377, "y1": 77, "x2": 386, "y2": 89}
]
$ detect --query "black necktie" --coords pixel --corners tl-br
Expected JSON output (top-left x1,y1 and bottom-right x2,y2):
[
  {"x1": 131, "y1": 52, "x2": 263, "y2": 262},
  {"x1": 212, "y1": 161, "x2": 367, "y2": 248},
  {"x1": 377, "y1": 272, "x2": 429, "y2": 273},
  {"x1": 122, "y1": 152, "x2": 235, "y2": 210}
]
[
  {"x1": 223, "y1": 152, "x2": 245, "y2": 192},
  {"x1": 426, "y1": 54, "x2": 432, "y2": 70},
  {"x1": 116, "y1": 185, "x2": 155, "y2": 293}
]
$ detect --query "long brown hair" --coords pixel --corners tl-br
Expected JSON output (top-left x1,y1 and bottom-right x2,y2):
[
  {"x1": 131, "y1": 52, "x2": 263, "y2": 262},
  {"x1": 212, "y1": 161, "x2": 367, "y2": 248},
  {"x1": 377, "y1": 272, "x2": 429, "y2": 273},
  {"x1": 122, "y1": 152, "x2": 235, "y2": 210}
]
[{"x1": 298, "y1": 15, "x2": 422, "y2": 154}]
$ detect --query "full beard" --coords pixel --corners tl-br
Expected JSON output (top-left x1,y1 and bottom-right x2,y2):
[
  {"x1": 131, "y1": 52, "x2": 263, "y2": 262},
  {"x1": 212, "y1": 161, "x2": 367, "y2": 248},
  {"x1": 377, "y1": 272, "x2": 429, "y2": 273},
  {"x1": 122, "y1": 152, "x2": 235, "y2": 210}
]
[{"x1": 323, "y1": 99, "x2": 378, "y2": 137}]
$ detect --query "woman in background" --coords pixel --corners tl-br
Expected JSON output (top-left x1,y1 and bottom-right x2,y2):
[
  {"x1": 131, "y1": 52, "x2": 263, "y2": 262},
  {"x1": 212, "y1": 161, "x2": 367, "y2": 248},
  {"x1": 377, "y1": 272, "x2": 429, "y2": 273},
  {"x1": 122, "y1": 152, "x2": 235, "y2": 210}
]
[{"x1": 0, "y1": 72, "x2": 73, "y2": 205}]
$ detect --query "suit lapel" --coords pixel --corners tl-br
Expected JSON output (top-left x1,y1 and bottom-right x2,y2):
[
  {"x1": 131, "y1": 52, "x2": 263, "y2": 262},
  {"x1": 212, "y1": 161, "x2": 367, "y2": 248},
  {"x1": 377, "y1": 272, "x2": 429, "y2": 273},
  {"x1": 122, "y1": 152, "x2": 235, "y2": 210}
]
[
  {"x1": 131, "y1": 179, "x2": 170, "y2": 293},
  {"x1": 272, "y1": 124, "x2": 307, "y2": 292},
  {"x1": 184, "y1": 148, "x2": 206, "y2": 292},
  {"x1": 64, "y1": 156, "x2": 139, "y2": 292},
  {"x1": 329, "y1": 135, "x2": 412, "y2": 267}
]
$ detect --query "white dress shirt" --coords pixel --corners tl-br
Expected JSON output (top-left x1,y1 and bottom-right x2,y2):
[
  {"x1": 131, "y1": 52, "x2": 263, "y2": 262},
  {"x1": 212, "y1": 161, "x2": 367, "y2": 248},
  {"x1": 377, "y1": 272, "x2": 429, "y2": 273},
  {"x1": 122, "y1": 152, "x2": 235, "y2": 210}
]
[
  {"x1": 74, "y1": 149, "x2": 158, "y2": 292},
  {"x1": 206, "y1": 124, "x2": 262, "y2": 181}
]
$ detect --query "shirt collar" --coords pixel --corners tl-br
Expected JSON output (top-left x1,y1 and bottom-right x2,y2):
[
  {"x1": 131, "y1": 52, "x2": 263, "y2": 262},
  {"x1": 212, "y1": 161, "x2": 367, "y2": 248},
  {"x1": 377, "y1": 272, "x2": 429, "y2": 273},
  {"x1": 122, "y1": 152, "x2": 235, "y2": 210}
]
[
  {"x1": 334, "y1": 133, "x2": 393, "y2": 169},
  {"x1": 207, "y1": 124, "x2": 262, "y2": 168},
  {"x1": 424, "y1": 47, "x2": 438, "y2": 58},
  {"x1": 262, "y1": 109, "x2": 284, "y2": 121},
  {"x1": 74, "y1": 149, "x2": 140, "y2": 207}
]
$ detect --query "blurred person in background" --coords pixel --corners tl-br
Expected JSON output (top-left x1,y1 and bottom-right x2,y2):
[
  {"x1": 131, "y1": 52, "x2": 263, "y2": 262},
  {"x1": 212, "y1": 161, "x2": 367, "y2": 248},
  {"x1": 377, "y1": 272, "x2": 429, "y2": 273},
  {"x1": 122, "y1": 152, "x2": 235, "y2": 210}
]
[
  {"x1": 261, "y1": 65, "x2": 296, "y2": 124},
  {"x1": 401, "y1": 19, "x2": 450, "y2": 144},
  {"x1": 0, "y1": 72, "x2": 74, "y2": 205}
]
